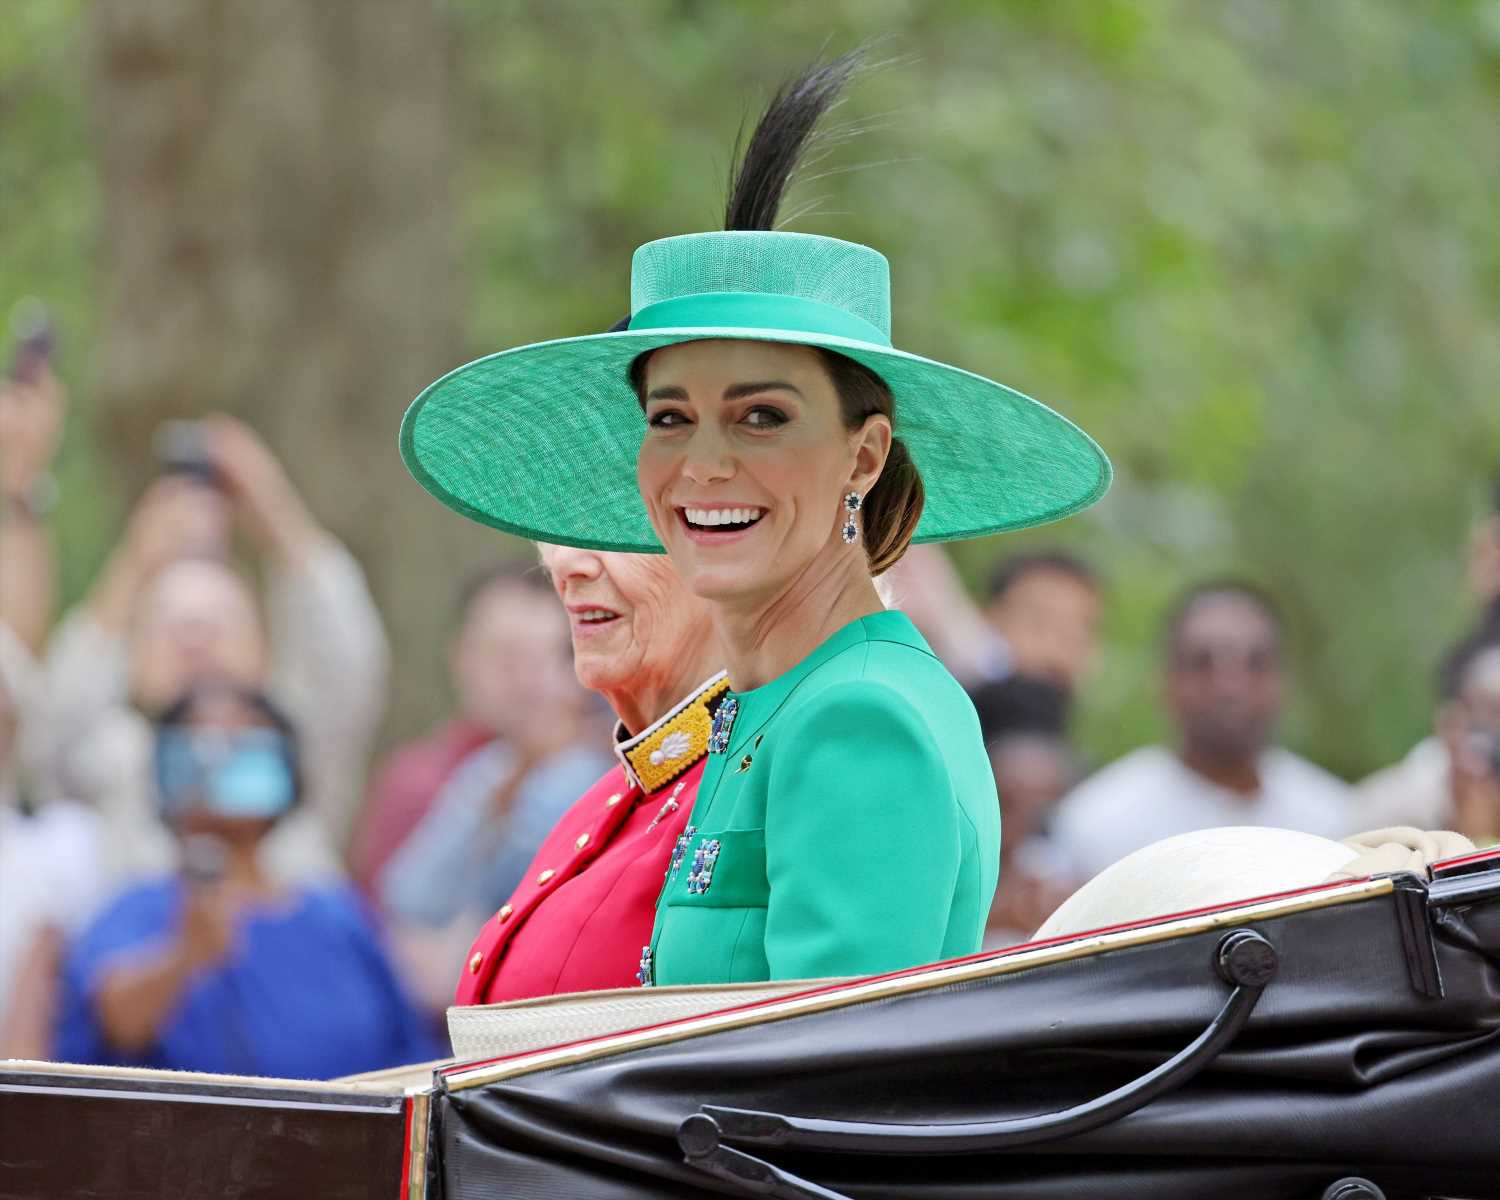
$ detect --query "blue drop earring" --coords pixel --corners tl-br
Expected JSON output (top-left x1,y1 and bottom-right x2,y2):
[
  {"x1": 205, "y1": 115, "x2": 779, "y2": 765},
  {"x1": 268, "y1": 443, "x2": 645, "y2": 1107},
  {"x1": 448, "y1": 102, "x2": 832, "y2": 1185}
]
[{"x1": 842, "y1": 491, "x2": 862, "y2": 544}]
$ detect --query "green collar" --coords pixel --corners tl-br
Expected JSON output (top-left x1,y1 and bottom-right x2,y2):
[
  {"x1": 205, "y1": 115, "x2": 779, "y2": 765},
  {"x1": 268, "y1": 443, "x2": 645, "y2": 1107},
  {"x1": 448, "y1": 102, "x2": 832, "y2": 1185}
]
[{"x1": 716, "y1": 610, "x2": 933, "y2": 758}]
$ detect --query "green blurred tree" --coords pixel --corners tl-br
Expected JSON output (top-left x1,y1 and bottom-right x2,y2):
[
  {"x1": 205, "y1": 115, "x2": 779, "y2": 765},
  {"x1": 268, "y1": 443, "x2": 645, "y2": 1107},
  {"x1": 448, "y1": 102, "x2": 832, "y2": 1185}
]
[
  {"x1": 4, "y1": 0, "x2": 1498, "y2": 780},
  {"x1": 55, "y1": 0, "x2": 484, "y2": 740}
]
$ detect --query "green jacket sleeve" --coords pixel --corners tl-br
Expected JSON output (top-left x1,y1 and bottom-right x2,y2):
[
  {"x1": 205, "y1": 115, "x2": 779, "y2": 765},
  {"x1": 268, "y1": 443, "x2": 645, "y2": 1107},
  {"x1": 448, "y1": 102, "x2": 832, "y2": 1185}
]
[{"x1": 763, "y1": 679, "x2": 963, "y2": 979}]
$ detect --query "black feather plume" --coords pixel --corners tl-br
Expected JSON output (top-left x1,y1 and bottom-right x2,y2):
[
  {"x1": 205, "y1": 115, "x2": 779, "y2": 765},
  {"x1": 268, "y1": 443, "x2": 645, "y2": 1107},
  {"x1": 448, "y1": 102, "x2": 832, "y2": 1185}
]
[{"x1": 724, "y1": 48, "x2": 871, "y2": 232}]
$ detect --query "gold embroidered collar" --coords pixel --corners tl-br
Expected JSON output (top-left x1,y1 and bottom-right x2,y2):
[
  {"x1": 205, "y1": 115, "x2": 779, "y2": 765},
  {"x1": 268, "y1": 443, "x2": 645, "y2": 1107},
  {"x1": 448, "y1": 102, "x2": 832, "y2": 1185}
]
[{"x1": 613, "y1": 671, "x2": 730, "y2": 795}]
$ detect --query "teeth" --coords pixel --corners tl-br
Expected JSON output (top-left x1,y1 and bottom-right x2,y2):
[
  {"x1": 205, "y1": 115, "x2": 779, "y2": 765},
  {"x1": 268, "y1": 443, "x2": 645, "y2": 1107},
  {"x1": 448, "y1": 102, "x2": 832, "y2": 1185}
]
[
  {"x1": 685, "y1": 507, "x2": 764, "y2": 527},
  {"x1": 579, "y1": 609, "x2": 616, "y2": 622}
]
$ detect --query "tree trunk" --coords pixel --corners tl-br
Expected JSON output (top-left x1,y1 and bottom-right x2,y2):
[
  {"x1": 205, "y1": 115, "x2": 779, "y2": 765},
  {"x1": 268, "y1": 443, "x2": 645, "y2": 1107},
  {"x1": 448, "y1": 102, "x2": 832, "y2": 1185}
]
[{"x1": 89, "y1": 0, "x2": 495, "y2": 745}]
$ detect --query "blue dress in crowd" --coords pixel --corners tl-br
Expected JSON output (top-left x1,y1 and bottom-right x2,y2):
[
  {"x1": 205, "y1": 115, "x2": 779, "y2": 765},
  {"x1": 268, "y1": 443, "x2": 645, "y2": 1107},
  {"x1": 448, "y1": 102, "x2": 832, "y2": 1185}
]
[{"x1": 54, "y1": 879, "x2": 442, "y2": 1079}]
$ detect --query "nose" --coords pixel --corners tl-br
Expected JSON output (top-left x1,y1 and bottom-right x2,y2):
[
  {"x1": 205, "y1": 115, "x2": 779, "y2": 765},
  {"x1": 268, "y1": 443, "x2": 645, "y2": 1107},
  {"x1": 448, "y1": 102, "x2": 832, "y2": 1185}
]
[
  {"x1": 546, "y1": 544, "x2": 604, "y2": 583},
  {"x1": 680, "y1": 424, "x2": 735, "y2": 487}
]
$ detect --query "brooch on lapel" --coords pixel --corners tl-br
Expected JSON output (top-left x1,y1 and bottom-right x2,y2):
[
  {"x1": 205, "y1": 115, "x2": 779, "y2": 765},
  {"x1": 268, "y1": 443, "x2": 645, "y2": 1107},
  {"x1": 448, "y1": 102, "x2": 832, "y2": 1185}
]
[
  {"x1": 686, "y1": 837, "x2": 722, "y2": 895},
  {"x1": 707, "y1": 696, "x2": 738, "y2": 755},
  {"x1": 734, "y1": 734, "x2": 763, "y2": 773},
  {"x1": 635, "y1": 945, "x2": 653, "y2": 987},
  {"x1": 667, "y1": 825, "x2": 698, "y2": 878}
]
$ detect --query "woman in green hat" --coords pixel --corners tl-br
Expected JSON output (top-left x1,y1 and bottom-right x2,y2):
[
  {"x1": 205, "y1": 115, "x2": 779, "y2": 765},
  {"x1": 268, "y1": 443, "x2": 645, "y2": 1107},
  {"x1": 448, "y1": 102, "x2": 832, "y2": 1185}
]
[{"x1": 401, "y1": 53, "x2": 1110, "y2": 987}]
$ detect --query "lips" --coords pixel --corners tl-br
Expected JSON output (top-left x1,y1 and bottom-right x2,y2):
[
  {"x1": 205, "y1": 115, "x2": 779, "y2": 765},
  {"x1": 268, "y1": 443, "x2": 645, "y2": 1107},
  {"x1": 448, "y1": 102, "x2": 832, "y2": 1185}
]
[
  {"x1": 567, "y1": 604, "x2": 622, "y2": 630},
  {"x1": 679, "y1": 505, "x2": 767, "y2": 533}
]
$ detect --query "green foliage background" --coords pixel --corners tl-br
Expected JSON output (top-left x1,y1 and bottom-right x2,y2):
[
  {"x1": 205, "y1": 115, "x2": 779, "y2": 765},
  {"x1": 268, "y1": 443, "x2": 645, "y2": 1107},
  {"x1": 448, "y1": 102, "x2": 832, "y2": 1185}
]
[{"x1": 5, "y1": 0, "x2": 1500, "y2": 778}]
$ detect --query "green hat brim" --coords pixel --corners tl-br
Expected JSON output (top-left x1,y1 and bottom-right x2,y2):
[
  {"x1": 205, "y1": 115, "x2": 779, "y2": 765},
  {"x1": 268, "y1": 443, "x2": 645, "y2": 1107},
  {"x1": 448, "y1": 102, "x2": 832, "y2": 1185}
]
[{"x1": 399, "y1": 326, "x2": 1111, "y2": 553}]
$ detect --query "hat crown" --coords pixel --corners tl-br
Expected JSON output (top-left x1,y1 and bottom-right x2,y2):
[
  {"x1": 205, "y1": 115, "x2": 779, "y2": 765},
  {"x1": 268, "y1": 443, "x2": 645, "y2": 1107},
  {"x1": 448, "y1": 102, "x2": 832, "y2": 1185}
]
[{"x1": 631, "y1": 232, "x2": 891, "y2": 341}]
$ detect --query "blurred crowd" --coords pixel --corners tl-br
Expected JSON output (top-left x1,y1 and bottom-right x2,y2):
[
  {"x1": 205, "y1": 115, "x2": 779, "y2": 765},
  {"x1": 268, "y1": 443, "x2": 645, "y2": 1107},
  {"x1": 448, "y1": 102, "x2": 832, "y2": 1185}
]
[{"x1": 3, "y1": 337, "x2": 1499, "y2": 1079}]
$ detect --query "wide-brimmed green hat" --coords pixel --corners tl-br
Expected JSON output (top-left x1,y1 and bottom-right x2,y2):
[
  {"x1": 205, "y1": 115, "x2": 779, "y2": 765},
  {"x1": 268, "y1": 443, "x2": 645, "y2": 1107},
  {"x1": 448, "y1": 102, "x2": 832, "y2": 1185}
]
[{"x1": 400, "y1": 229, "x2": 1110, "y2": 552}]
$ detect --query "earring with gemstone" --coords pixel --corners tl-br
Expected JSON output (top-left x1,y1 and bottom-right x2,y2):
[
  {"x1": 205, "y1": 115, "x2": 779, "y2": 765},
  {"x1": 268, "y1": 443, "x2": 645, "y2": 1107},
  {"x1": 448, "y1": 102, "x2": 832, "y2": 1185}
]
[{"x1": 841, "y1": 491, "x2": 863, "y2": 544}]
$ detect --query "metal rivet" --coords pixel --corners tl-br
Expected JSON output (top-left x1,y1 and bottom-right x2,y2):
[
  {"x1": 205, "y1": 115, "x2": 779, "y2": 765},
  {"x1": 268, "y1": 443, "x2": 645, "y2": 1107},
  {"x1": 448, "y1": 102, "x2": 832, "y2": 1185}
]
[
  {"x1": 468, "y1": 951, "x2": 483, "y2": 974},
  {"x1": 537, "y1": 868, "x2": 556, "y2": 885},
  {"x1": 575, "y1": 833, "x2": 590, "y2": 851},
  {"x1": 496, "y1": 904, "x2": 513, "y2": 923}
]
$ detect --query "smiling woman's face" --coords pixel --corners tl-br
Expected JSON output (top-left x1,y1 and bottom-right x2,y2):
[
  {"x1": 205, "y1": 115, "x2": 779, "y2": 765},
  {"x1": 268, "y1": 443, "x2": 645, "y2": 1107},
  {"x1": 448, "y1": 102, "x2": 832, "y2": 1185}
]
[
  {"x1": 636, "y1": 339, "x2": 882, "y2": 605},
  {"x1": 538, "y1": 544, "x2": 714, "y2": 718}
]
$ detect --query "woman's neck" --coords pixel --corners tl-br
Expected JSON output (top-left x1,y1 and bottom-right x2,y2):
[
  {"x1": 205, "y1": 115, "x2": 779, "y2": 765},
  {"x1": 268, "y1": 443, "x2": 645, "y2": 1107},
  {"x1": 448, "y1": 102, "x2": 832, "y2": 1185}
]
[
  {"x1": 716, "y1": 552, "x2": 883, "y2": 691},
  {"x1": 605, "y1": 649, "x2": 724, "y2": 737}
]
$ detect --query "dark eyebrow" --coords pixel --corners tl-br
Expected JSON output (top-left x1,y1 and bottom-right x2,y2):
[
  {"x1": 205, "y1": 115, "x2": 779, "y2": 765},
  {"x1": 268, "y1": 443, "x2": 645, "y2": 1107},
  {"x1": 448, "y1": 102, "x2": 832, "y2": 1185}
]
[
  {"x1": 644, "y1": 381, "x2": 804, "y2": 403},
  {"x1": 724, "y1": 381, "x2": 803, "y2": 401}
]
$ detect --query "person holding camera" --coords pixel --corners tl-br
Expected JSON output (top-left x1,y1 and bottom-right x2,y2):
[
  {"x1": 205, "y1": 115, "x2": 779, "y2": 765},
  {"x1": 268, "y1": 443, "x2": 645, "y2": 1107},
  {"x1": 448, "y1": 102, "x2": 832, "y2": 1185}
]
[
  {"x1": 30, "y1": 415, "x2": 388, "y2": 884},
  {"x1": 53, "y1": 682, "x2": 436, "y2": 1077},
  {"x1": 1360, "y1": 630, "x2": 1500, "y2": 845},
  {"x1": 1357, "y1": 476, "x2": 1500, "y2": 838}
]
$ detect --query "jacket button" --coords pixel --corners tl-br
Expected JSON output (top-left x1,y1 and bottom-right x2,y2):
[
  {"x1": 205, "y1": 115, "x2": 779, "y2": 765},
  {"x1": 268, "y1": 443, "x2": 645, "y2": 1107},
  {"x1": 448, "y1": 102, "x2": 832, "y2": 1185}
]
[
  {"x1": 537, "y1": 868, "x2": 556, "y2": 885},
  {"x1": 496, "y1": 904, "x2": 513, "y2": 923},
  {"x1": 605, "y1": 792, "x2": 623, "y2": 807},
  {"x1": 468, "y1": 951, "x2": 483, "y2": 974},
  {"x1": 575, "y1": 833, "x2": 590, "y2": 851}
]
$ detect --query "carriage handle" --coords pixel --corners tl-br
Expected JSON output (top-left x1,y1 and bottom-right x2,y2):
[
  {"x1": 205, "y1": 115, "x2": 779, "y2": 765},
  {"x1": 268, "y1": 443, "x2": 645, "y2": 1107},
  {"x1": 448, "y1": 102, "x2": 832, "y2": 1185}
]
[{"x1": 678, "y1": 929, "x2": 1278, "y2": 1199}]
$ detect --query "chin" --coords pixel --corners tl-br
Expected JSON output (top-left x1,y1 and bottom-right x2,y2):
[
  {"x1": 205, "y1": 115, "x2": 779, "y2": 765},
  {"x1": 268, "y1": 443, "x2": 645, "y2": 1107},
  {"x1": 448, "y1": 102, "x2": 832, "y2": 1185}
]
[
  {"x1": 571, "y1": 658, "x2": 613, "y2": 696},
  {"x1": 658, "y1": 524, "x2": 788, "y2": 605},
  {"x1": 675, "y1": 561, "x2": 764, "y2": 604}
]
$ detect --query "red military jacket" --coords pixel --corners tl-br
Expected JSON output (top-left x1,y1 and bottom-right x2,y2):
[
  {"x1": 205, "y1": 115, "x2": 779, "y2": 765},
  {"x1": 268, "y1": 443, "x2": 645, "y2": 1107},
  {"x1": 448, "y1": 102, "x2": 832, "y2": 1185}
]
[{"x1": 454, "y1": 673, "x2": 729, "y2": 1006}]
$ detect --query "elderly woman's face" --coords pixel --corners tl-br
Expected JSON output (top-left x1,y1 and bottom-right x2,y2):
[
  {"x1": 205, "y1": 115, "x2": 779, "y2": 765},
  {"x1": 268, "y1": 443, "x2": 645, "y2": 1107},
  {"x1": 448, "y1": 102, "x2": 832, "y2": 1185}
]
[
  {"x1": 538, "y1": 544, "x2": 712, "y2": 701},
  {"x1": 636, "y1": 340, "x2": 874, "y2": 604}
]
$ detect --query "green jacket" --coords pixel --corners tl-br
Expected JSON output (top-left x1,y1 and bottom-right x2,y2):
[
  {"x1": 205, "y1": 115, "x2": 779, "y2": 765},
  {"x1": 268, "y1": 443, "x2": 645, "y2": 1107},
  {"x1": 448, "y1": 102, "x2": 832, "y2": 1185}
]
[{"x1": 645, "y1": 610, "x2": 1000, "y2": 986}]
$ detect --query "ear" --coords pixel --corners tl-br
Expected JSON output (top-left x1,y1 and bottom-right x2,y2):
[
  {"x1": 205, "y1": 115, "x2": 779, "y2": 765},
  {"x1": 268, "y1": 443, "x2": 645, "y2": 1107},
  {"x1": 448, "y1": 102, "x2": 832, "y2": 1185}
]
[{"x1": 847, "y1": 412, "x2": 892, "y2": 497}]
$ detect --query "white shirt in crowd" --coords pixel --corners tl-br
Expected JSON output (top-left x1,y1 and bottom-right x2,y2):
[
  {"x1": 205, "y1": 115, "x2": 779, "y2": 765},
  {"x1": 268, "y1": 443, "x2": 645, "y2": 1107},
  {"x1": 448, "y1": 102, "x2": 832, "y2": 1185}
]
[
  {"x1": 1048, "y1": 745, "x2": 1356, "y2": 884},
  {"x1": 2, "y1": 623, "x2": 106, "y2": 1027},
  {"x1": 1356, "y1": 736, "x2": 1452, "y2": 831},
  {"x1": 0, "y1": 798, "x2": 104, "y2": 1023}
]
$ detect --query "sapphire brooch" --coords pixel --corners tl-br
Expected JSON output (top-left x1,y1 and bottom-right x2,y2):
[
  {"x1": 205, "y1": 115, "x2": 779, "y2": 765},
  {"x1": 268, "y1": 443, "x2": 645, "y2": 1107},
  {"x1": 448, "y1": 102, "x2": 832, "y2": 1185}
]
[
  {"x1": 686, "y1": 837, "x2": 722, "y2": 895},
  {"x1": 708, "y1": 696, "x2": 739, "y2": 755},
  {"x1": 667, "y1": 825, "x2": 698, "y2": 877}
]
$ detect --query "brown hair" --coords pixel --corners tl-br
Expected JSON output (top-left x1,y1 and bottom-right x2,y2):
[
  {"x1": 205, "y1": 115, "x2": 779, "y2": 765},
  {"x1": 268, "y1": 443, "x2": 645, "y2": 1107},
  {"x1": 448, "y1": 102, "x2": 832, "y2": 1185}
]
[
  {"x1": 815, "y1": 348, "x2": 925, "y2": 575},
  {"x1": 629, "y1": 346, "x2": 925, "y2": 575}
]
